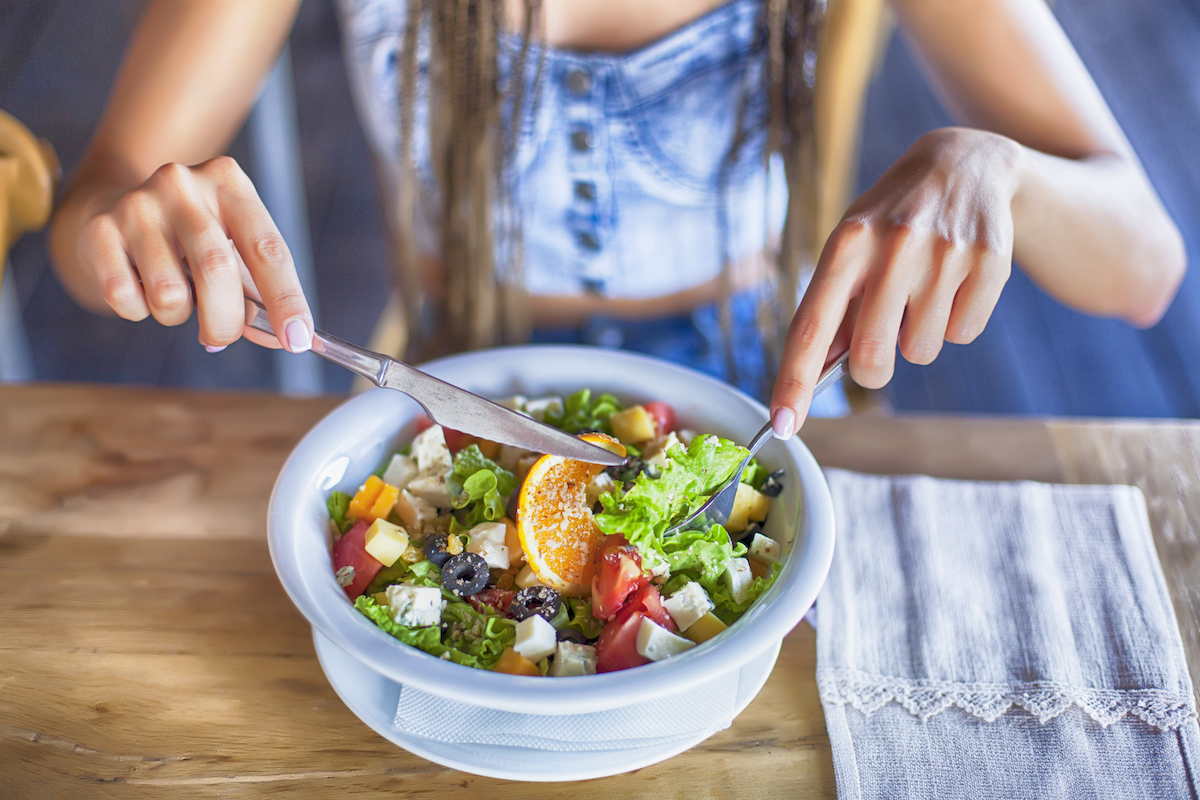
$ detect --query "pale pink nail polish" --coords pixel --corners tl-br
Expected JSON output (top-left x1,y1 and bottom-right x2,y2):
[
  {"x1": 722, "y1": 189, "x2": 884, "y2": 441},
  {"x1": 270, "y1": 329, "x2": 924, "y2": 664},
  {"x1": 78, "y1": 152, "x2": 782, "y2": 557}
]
[
  {"x1": 205, "y1": 345, "x2": 227, "y2": 353},
  {"x1": 772, "y1": 407, "x2": 796, "y2": 439},
  {"x1": 285, "y1": 318, "x2": 312, "y2": 353}
]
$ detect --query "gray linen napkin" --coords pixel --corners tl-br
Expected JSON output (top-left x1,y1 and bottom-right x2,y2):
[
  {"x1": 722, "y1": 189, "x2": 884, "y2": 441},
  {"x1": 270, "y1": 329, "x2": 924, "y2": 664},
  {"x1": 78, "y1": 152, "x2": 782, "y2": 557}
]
[{"x1": 817, "y1": 469, "x2": 1199, "y2": 800}]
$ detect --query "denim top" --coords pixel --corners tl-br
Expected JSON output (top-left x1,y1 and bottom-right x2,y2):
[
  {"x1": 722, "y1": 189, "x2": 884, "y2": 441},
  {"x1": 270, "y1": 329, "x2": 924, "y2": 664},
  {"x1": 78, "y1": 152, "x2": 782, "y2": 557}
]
[{"x1": 336, "y1": 0, "x2": 785, "y2": 300}]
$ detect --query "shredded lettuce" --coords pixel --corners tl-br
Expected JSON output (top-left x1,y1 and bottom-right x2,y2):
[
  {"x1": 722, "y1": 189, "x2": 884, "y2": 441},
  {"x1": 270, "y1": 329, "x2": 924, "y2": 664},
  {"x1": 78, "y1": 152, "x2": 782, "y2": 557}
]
[
  {"x1": 544, "y1": 388, "x2": 623, "y2": 434},
  {"x1": 741, "y1": 458, "x2": 768, "y2": 490},
  {"x1": 559, "y1": 598, "x2": 605, "y2": 640},
  {"x1": 327, "y1": 491, "x2": 352, "y2": 534},
  {"x1": 355, "y1": 596, "x2": 444, "y2": 651}
]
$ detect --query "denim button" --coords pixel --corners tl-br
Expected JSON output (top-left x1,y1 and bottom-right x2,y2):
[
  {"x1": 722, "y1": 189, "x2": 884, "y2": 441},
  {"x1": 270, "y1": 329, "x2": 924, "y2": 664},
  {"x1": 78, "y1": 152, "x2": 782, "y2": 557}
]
[
  {"x1": 578, "y1": 231, "x2": 600, "y2": 251},
  {"x1": 574, "y1": 181, "x2": 596, "y2": 201},
  {"x1": 570, "y1": 128, "x2": 593, "y2": 152},
  {"x1": 566, "y1": 68, "x2": 592, "y2": 95}
]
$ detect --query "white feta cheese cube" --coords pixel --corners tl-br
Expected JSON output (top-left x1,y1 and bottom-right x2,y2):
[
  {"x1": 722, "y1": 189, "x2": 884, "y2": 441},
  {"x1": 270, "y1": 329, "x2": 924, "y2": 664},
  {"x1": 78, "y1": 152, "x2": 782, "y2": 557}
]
[
  {"x1": 515, "y1": 564, "x2": 546, "y2": 589},
  {"x1": 411, "y1": 425, "x2": 453, "y2": 477},
  {"x1": 747, "y1": 532, "x2": 781, "y2": 564},
  {"x1": 382, "y1": 454, "x2": 419, "y2": 490},
  {"x1": 662, "y1": 581, "x2": 714, "y2": 632},
  {"x1": 394, "y1": 489, "x2": 438, "y2": 531},
  {"x1": 406, "y1": 472, "x2": 454, "y2": 509},
  {"x1": 524, "y1": 396, "x2": 564, "y2": 422},
  {"x1": 648, "y1": 558, "x2": 671, "y2": 580},
  {"x1": 549, "y1": 642, "x2": 597, "y2": 677},
  {"x1": 497, "y1": 444, "x2": 534, "y2": 473},
  {"x1": 385, "y1": 584, "x2": 443, "y2": 628},
  {"x1": 497, "y1": 395, "x2": 528, "y2": 412},
  {"x1": 724, "y1": 558, "x2": 753, "y2": 605},
  {"x1": 467, "y1": 522, "x2": 510, "y2": 570},
  {"x1": 513, "y1": 614, "x2": 557, "y2": 662},
  {"x1": 644, "y1": 432, "x2": 681, "y2": 469},
  {"x1": 635, "y1": 618, "x2": 696, "y2": 662},
  {"x1": 586, "y1": 471, "x2": 616, "y2": 507}
]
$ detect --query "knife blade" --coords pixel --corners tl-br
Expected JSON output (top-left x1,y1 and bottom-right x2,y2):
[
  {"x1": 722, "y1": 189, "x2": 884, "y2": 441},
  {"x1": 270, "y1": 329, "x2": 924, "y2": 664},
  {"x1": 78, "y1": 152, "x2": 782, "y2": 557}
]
[{"x1": 245, "y1": 298, "x2": 626, "y2": 466}]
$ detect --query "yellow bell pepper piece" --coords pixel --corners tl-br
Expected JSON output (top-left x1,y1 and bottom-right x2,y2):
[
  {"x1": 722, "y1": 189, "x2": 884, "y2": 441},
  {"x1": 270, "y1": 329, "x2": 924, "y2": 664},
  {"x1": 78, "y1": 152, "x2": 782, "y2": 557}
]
[
  {"x1": 347, "y1": 475, "x2": 385, "y2": 522},
  {"x1": 492, "y1": 647, "x2": 542, "y2": 676},
  {"x1": 367, "y1": 482, "x2": 400, "y2": 523}
]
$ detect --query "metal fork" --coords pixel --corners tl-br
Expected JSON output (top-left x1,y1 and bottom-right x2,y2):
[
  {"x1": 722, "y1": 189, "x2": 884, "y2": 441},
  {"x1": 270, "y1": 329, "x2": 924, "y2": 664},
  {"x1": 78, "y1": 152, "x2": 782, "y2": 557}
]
[{"x1": 664, "y1": 350, "x2": 850, "y2": 537}]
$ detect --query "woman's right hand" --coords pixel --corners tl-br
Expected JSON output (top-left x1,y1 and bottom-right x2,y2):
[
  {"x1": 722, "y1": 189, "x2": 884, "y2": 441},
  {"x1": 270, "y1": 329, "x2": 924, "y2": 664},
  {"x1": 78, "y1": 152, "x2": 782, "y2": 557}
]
[{"x1": 71, "y1": 155, "x2": 312, "y2": 353}]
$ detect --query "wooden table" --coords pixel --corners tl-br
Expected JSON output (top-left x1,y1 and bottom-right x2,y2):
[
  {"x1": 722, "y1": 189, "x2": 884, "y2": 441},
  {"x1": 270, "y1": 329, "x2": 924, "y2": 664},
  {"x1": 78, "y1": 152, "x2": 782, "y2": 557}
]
[{"x1": 1, "y1": 384, "x2": 1196, "y2": 798}]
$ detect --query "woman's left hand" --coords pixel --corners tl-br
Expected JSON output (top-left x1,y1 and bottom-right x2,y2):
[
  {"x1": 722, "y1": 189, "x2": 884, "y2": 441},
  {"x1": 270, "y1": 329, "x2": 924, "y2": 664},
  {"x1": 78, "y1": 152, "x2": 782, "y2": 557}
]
[{"x1": 769, "y1": 126, "x2": 1023, "y2": 437}]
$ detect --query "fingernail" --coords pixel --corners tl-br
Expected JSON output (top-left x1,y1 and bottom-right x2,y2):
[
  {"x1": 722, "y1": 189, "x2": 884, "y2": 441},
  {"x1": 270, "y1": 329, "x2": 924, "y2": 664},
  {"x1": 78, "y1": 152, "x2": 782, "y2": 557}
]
[
  {"x1": 285, "y1": 318, "x2": 312, "y2": 353},
  {"x1": 772, "y1": 407, "x2": 796, "y2": 439},
  {"x1": 205, "y1": 345, "x2": 227, "y2": 353}
]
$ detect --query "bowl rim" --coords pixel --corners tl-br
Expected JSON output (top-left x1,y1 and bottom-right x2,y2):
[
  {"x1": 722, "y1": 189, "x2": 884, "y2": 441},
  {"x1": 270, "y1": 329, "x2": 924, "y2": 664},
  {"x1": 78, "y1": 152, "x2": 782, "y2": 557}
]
[{"x1": 268, "y1": 344, "x2": 835, "y2": 714}]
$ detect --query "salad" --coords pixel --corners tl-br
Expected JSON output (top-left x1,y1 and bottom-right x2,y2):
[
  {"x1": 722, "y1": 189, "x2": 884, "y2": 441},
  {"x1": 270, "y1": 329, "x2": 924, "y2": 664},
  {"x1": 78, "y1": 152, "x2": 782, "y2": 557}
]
[{"x1": 326, "y1": 389, "x2": 785, "y2": 677}]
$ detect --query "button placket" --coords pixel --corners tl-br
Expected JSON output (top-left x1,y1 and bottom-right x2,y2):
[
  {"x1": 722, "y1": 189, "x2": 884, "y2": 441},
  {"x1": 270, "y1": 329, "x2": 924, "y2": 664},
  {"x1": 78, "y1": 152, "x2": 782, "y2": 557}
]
[{"x1": 563, "y1": 61, "x2": 612, "y2": 295}]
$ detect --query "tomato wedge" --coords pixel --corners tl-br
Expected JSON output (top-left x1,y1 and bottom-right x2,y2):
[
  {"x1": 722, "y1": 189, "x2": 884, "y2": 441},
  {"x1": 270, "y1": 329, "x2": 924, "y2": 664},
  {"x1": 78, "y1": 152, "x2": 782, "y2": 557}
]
[
  {"x1": 332, "y1": 520, "x2": 383, "y2": 599},
  {"x1": 595, "y1": 607, "x2": 650, "y2": 673},
  {"x1": 642, "y1": 401, "x2": 676, "y2": 436},
  {"x1": 624, "y1": 583, "x2": 675, "y2": 632},
  {"x1": 591, "y1": 545, "x2": 646, "y2": 621}
]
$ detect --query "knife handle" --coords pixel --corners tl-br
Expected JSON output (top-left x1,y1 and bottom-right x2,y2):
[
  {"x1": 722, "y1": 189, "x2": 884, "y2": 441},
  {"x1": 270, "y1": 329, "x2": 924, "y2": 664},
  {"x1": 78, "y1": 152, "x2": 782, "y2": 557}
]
[{"x1": 244, "y1": 297, "x2": 388, "y2": 386}]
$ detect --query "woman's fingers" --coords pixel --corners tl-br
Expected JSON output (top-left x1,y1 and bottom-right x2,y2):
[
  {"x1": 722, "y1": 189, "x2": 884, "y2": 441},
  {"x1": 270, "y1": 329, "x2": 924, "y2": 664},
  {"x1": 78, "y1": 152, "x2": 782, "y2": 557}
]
[
  {"x1": 847, "y1": 227, "x2": 922, "y2": 389},
  {"x1": 205, "y1": 157, "x2": 313, "y2": 354},
  {"x1": 116, "y1": 191, "x2": 194, "y2": 327},
  {"x1": 154, "y1": 164, "x2": 247, "y2": 349},
  {"x1": 78, "y1": 214, "x2": 150, "y2": 322},
  {"x1": 897, "y1": 240, "x2": 964, "y2": 365},
  {"x1": 947, "y1": 247, "x2": 1011, "y2": 344},
  {"x1": 770, "y1": 224, "x2": 870, "y2": 436}
]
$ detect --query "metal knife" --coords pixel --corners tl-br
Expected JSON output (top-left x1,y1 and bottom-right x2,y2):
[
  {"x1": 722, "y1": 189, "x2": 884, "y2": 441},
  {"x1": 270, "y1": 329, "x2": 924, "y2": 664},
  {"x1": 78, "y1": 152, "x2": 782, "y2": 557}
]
[{"x1": 244, "y1": 298, "x2": 625, "y2": 466}]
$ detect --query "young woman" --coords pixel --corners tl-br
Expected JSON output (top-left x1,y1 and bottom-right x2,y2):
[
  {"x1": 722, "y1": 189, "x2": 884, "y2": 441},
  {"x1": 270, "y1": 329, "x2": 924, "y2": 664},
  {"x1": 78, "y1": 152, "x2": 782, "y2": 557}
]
[{"x1": 48, "y1": 0, "x2": 1185, "y2": 438}]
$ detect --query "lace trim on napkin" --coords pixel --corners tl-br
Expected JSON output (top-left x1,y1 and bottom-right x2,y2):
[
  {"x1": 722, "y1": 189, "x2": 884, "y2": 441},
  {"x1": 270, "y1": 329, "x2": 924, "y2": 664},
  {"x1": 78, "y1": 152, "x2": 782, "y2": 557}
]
[{"x1": 817, "y1": 667, "x2": 1198, "y2": 731}]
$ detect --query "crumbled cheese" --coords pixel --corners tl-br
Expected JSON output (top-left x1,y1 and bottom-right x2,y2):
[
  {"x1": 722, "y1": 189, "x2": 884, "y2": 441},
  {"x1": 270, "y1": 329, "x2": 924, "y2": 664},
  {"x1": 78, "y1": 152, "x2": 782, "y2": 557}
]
[
  {"x1": 513, "y1": 614, "x2": 557, "y2": 662},
  {"x1": 385, "y1": 583, "x2": 443, "y2": 627},
  {"x1": 663, "y1": 581, "x2": 714, "y2": 632},
  {"x1": 467, "y1": 522, "x2": 510, "y2": 570},
  {"x1": 724, "y1": 558, "x2": 753, "y2": 605},
  {"x1": 407, "y1": 472, "x2": 454, "y2": 509},
  {"x1": 644, "y1": 432, "x2": 681, "y2": 469},
  {"x1": 635, "y1": 618, "x2": 696, "y2": 661},
  {"x1": 747, "y1": 532, "x2": 781, "y2": 564},
  {"x1": 524, "y1": 396, "x2": 564, "y2": 422},
  {"x1": 550, "y1": 642, "x2": 597, "y2": 677},
  {"x1": 411, "y1": 425, "x2": 453, "y2": 476},
  {"x1": 335, "y1": 566, "x2": 355, "y2": 587},
  {"x1": 586, "y1": 472, "x2": 617, "y2": 507},
  {"x1": 394, "y1": 489, "x2": 438, "y2": 530},
  {"x1": 381, "y1": 454, "x2": 419, "y2": 490}
]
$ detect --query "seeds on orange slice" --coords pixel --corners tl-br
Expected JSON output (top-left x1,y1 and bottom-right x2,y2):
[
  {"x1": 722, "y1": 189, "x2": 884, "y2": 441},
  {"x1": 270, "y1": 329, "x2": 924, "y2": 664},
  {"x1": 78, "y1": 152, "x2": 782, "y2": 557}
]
[{"x1": 516, "y1": 433, "x2": 626, "y2": 597}]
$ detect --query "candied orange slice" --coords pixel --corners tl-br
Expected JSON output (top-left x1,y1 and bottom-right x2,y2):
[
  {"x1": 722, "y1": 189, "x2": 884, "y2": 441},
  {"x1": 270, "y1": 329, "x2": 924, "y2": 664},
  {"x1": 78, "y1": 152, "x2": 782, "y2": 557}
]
[{"x1": 516, "y1": 433, "x2": 625, "y2": 597}]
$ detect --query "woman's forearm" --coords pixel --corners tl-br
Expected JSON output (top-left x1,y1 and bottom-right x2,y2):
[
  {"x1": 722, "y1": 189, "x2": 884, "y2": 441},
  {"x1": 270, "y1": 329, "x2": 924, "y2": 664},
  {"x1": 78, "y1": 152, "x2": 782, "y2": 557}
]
[{"x1": 1010, "y1": 146, "x2": 1185, "y2": 326}]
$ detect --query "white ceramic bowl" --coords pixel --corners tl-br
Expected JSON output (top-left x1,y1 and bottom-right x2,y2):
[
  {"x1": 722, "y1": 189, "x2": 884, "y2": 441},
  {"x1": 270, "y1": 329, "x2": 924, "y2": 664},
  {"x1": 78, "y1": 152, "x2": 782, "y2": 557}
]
[{"x1": 268, "y1": 346, "x2": 834, "y2": 720}]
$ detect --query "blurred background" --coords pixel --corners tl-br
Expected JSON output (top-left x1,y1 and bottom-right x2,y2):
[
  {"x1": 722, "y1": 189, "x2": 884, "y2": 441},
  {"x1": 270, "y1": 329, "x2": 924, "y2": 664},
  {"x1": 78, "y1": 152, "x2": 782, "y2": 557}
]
[{"x1": 1, "y1": 0, "x2": 1199, "y2": 414}]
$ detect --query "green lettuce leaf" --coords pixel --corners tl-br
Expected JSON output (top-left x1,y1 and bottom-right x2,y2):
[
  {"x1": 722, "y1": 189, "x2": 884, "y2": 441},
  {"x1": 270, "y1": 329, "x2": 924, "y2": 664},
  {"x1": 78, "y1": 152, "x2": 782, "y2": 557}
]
[
  {"x1": 544, "y1": 388, "x2": 623, "y2": 434},
  {"x1": 740, "y1": 458, "x2": 768, "y2": 490},
  {"x1": 594, "y1": 434, "x2": 746, "y2": 561},
  {"x1": 559, "y1": 598, "x2": 605, "y2": 640},
  {"x1": 354, "y1": 595, "x2": 444, "y2": 651},
  {"x1": 446, "y1": 445, "x2": 516, "y2": 529},
  {"x1": 327, "y1": 491, "x2": 352, "y2": 534}
]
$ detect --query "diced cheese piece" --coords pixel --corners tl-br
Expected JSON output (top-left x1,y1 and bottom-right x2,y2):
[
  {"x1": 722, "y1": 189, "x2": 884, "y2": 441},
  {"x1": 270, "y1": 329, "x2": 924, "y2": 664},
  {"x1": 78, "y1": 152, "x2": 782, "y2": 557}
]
[
  {"x1": 411, "y1": 425, "x2": 453, "y2": 477},
  {"x1": 516, "y1": 454, "x2": 539, "y2": 480},
  {"x1": 467, "y1": 522, "x2": 510, "y2": 570},
  {"x1": 676, "y1": 428, "x2": 697, "y2": 447},
  {"x1": 663, "y1": 581, "x2": 714, "y2": 632},
  {"x1": 610, "y1": 405, "x2": 657, "y2": 444},
  {"x1": 724, "y1": 558, "x2": 753, "y2": 605},
  {"x1": 586, "y1": 472, "x2": 616, "y2": 507},
  {"x1": 385, "y1": 583, "x2": 443, "y2": 627},
  {"x1": 635, "y1": 617, "x2": 696, "y2": 662},
  {"x1": 724, "y1": 482, "x2": 761, "y2": 533},
  {"x1": 549, "y1": 642, "x2": 597, "y2": 677},
  {"x1": 502, "y1": 517, "x2": 524, "y2": 566},
  {"x1": 394, "y1": 489, "x2": 438, "y2": 531},
  {"x1": 363, "y1": 519, "x2": 411, "y2": 567},
  {"x1": 406, "y1": 472, "x2": 454, "y2": 509},
  {"x1": 747, "y1": 532, "x2": 780, "y2": 564},
  {"x1": 366, "y1": 482, "x2": 400, "y2": 523},
  {"x1": 497, "y1": 395, "x2": 528, "y2": 412},
  {"x1": 648, "y1": 557, "x2": 671, "y2": 580},
  {"x1": 497, "y1": 444, "x2": 533, "y2": 473},
  {"x1": 347, "y1": 475, "x2": 385, "y2": 522},
  {"x1": 492, "y1": 647, "x2": 541, "y2": 676},
  {"x1": 747, "y1": 488, "x2": 771, "y2": 522},
  {"x1": 644, "y1": 432, "x2": 680, "y2": 469},
  {"x1": 683, "y1": 612, "x2": 728, "y2": 644},
  {"x1": 524, "y1": 396, "x2": 563, "y2": 422},
  {"x1": 382, "y1": 454, "x2": 419, "y2": 490},
  {"x1": 513, "y1": 614, "x2": 557, "y2": 662},
  {"x1": 515, "y1": 563, "x2": 546, "y2": 589}
]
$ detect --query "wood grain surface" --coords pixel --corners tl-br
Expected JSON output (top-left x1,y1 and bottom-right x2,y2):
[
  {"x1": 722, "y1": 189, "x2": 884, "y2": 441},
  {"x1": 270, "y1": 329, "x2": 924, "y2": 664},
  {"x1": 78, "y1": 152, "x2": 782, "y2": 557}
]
[{"x1": 1, "y1": 385, "x2": 1196, "y2": 798}]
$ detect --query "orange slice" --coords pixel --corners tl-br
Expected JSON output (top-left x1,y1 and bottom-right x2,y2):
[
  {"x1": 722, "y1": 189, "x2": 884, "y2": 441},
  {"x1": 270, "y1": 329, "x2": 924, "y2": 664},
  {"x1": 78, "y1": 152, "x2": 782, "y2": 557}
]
[{"x1": 516, "y1": 433, "x2": 626, "y2": 597}]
